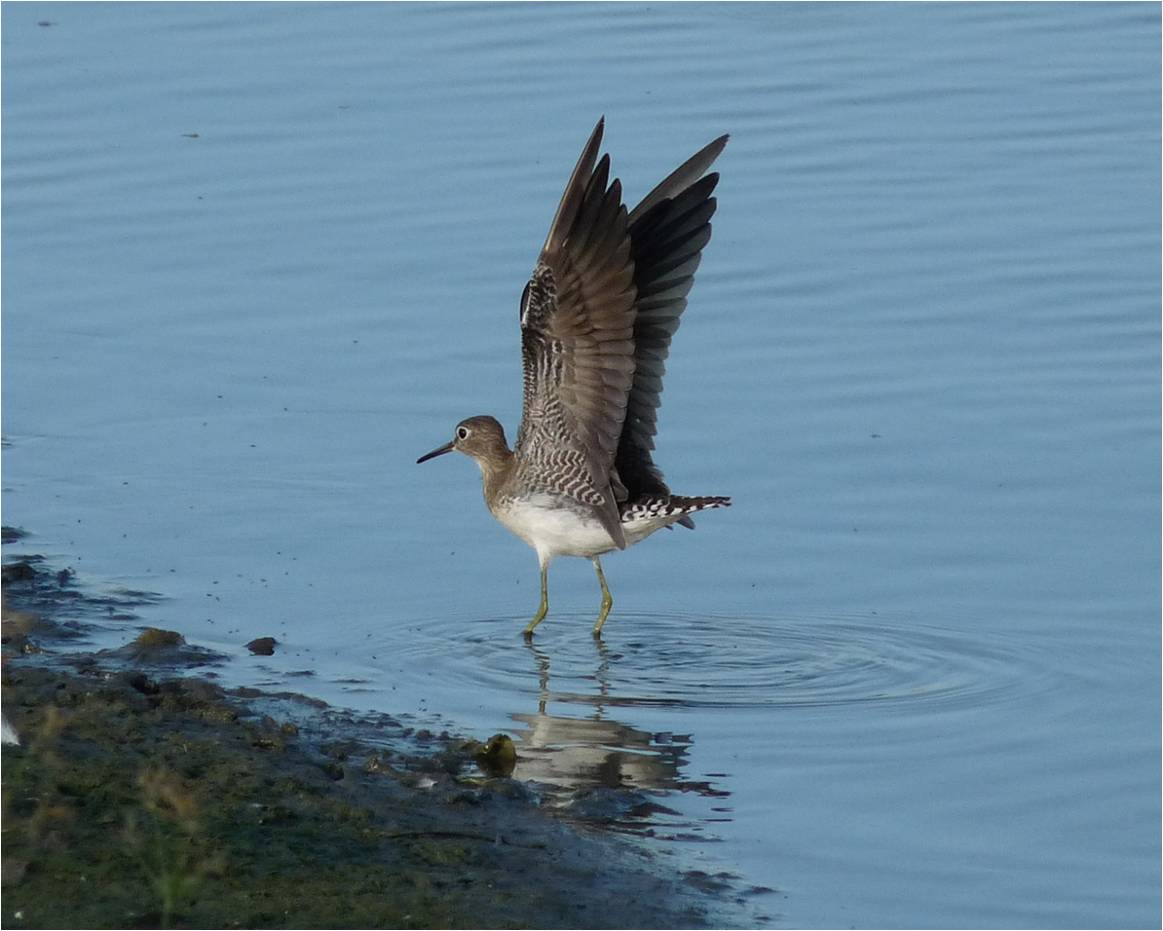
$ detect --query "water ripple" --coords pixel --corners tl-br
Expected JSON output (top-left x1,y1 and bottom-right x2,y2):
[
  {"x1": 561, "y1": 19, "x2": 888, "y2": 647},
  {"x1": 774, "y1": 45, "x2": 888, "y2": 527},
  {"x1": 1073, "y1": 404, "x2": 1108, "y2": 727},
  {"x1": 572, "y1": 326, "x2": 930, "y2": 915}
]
[{"x1": 382, "y1": 611, "x2": 1039, "y2": 715}]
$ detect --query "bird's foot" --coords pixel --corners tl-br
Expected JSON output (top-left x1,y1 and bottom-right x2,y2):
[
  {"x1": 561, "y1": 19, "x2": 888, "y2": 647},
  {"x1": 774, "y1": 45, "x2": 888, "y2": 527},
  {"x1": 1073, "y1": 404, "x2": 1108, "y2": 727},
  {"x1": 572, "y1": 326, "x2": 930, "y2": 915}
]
[
  {"x1": 591, "y1": 595, "x2": 613, "y2": 638},
  {"x1": 523, "y1": 603, "x2": 548, "y2": 638}
]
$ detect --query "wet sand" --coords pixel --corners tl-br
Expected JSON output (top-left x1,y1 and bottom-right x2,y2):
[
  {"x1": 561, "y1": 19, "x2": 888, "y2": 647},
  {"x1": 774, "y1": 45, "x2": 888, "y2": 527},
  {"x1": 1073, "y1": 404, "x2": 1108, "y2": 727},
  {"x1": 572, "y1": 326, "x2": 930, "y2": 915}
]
[{"x1": 2, "y1": 550, "x2": 746, "y2": 929}]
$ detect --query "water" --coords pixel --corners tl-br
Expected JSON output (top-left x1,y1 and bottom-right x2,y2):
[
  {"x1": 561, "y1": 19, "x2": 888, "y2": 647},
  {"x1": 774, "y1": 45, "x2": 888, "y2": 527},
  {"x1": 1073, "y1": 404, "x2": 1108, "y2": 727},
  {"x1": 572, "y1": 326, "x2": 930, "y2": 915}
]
[{"x1": 3, "y1": 3, "x2": 1159, "y2": 927}]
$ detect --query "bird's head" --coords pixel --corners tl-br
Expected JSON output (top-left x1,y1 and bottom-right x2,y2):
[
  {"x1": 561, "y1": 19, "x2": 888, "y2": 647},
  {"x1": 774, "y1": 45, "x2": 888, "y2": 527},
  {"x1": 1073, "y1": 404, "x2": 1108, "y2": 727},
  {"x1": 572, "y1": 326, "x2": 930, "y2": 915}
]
[{"x1": 416, "y1": 415, "x2": 511, "y2": 470}]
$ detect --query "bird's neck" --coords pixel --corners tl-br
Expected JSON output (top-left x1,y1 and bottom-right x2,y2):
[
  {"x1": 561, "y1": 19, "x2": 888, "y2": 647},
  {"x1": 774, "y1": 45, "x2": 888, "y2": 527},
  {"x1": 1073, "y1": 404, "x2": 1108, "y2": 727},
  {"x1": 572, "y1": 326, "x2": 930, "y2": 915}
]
[{"x1": 474, "y1": 446, "x2": 515, "y2": 508}]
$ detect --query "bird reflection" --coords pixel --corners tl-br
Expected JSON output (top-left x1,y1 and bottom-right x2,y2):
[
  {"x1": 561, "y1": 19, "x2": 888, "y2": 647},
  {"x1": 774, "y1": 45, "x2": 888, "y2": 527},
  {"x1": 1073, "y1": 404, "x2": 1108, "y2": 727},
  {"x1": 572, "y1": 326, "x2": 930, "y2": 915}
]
[{"x1": 510, "y1": 637, "x2": 727, "y2": 801}]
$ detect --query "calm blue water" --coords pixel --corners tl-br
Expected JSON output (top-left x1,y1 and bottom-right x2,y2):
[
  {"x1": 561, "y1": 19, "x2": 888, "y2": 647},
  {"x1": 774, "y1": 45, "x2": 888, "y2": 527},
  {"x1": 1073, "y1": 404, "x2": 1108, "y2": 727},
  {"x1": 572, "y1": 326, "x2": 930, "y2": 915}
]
[{"x1": 3, "y1": 3, "x2": 1159, "y2": 927}]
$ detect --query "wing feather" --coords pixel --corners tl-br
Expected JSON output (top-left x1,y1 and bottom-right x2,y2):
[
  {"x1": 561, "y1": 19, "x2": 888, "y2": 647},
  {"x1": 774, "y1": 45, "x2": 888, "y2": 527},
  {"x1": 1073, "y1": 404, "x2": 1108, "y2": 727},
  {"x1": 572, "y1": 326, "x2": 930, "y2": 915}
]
[
  {"x1": 615, "y1": 140, "x2": 727, "y2": 499},
  {"x1": 517, "y1": 119, "x2": 637, "y2": 548},
  {"x1": 514, "y1": 122, "x2": 728, "y2": 543}
]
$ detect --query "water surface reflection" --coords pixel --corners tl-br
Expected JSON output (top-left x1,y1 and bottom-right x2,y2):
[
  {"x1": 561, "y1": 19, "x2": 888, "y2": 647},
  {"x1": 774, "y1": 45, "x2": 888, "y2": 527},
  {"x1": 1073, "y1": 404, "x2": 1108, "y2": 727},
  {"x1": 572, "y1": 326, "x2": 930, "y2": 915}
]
[{"x1": 511, "y1": 637, "x2": 729, "y2": 828}]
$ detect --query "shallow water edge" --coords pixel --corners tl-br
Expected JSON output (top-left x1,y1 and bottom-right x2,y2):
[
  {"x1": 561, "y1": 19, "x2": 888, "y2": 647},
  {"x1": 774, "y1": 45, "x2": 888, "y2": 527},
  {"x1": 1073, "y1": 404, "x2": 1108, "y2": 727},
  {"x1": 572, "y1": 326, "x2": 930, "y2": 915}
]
[{"x1": 1, "y1": 549, "x2": 770, "y2": 929}]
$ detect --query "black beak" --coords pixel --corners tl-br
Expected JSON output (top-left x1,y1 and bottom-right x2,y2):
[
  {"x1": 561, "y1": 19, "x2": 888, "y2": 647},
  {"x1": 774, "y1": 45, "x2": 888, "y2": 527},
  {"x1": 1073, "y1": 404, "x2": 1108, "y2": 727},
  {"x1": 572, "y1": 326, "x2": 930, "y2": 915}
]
[{"x1": 417, "y1": 440, "x2": 455, "y2": 464}]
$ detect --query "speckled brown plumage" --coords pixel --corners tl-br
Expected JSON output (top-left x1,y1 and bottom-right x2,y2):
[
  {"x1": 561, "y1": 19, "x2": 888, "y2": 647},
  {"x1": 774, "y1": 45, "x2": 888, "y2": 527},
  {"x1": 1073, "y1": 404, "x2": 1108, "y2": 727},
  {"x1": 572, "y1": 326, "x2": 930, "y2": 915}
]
[{"x1": 418, "y1": 118, "x2": 731, "y2": 636}]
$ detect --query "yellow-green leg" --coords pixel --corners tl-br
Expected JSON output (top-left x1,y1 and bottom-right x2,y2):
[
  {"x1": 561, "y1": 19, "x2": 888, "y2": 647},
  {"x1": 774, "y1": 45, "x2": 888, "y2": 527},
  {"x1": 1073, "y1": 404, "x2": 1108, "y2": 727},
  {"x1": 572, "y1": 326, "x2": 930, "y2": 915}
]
[
  {"x1": 591, "y1": 557, "x2": 613, "y2": 637},
  {"x1": 523, "y1": 561, "x2": 550, "y2": 637}
]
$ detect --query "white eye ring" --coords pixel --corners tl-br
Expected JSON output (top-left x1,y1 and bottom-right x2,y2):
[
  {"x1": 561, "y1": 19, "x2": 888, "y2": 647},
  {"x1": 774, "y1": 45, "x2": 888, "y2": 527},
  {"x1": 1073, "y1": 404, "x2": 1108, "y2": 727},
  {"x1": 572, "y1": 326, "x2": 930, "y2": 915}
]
[{"x1": 456, "y1": 426, "x2": 469, "y2": 440}]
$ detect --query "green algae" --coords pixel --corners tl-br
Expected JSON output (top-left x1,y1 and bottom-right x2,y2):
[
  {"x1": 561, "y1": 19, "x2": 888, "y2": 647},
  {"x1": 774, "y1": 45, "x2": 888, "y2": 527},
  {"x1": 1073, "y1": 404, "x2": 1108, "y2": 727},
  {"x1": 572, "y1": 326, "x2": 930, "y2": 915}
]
[
  {"x1": 3, "y1": 663, "x2": 713, "y2": 929},
  {"x1": 132, "y1": 628, "x2": 186, "y2": 652},
  {"x1": 2, "y1": 559, "x2": 727, "y2": 929}
]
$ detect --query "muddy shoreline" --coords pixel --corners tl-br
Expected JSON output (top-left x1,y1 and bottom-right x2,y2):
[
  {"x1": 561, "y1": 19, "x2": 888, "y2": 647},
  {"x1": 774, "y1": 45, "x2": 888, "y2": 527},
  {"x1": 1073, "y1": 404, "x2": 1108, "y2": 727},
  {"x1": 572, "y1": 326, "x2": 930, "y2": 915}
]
[{"x1": 2, "y1": 549, "x2": 751, "y2": 929}]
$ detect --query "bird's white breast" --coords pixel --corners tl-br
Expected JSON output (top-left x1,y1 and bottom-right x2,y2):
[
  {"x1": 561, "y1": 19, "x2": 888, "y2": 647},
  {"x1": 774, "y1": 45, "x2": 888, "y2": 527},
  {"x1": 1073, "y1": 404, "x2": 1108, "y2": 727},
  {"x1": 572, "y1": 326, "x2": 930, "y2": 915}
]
[
  {"x1": 493, "y1": 494, "x2": 617, "y2": 563},
  {"x1": 491, "y1": 493, "x2": 681, "y2": 564}
]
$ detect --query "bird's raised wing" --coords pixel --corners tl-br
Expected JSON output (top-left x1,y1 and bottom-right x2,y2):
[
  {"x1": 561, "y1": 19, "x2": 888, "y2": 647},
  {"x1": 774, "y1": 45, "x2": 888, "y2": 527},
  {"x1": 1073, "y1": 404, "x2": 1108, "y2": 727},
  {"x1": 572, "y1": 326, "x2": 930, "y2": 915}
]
[
  {"x1": 515, "y1": 119, "x2": 637, "y2": 548},
  {"x1": 614, "y1": 134, "x2": 727, "y2": 501}
]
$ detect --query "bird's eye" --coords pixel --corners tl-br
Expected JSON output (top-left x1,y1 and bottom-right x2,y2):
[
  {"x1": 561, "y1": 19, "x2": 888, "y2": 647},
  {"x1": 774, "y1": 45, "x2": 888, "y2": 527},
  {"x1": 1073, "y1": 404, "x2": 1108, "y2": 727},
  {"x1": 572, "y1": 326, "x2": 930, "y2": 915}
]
[{"x1": 456, "y1": 426, "x2": 469, "y2": 441}]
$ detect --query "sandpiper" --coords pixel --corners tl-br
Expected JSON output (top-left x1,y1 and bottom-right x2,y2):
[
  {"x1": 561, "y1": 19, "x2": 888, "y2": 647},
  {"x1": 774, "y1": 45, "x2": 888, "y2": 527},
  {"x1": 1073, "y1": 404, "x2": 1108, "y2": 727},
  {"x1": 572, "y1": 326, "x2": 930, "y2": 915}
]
[{"x1": 418, "y1": 118, "x2": 731, "y2": 637}]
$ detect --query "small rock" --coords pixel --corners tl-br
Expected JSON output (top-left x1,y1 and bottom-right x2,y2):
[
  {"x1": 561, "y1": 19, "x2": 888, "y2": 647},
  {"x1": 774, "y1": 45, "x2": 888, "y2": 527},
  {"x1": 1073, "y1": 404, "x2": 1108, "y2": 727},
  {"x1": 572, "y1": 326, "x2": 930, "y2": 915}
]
[
  {"x1": 132, "y1": 628, "x2": 185, "y2": 653},
  {"x1": 475, "y1": 734, "x2": 517, "y2": 778},
  {"x1": 246, "y1": 636, "x2": 277, "y2": 656},
  {"x1": 101, "y1": 628, "x2": 225, "y2": 669}
]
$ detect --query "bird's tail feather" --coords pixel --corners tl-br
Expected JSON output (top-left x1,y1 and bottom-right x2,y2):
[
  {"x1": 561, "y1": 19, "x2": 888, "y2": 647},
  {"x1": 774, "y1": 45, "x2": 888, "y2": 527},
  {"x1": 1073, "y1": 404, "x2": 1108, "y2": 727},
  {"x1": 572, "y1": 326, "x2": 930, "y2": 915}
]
[{"x1": 621, "y1": 494, "x2": 731, "y2": 530}]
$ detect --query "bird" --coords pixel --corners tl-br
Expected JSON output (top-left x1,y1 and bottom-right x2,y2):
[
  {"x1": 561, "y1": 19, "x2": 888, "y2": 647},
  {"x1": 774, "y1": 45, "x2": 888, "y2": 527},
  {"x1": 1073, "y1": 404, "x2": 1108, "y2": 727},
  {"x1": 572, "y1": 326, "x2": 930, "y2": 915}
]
[{"x1": 417, "y1": 118, "x2": 731, "y2": 638}]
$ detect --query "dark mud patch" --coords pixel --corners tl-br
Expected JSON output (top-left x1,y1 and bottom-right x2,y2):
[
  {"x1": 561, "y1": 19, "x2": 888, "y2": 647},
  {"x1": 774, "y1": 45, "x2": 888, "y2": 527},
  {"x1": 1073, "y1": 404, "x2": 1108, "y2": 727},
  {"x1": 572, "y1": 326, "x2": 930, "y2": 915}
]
[
  {"x1": 2, "y1": 526, "x2": 29, "y2": 544},
  {"x1": 2, "y1": 556, "x2": 743, "y2": 929},
  {"x1": 3, "y1": 553, "x2": 166, "y2": 635}
]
